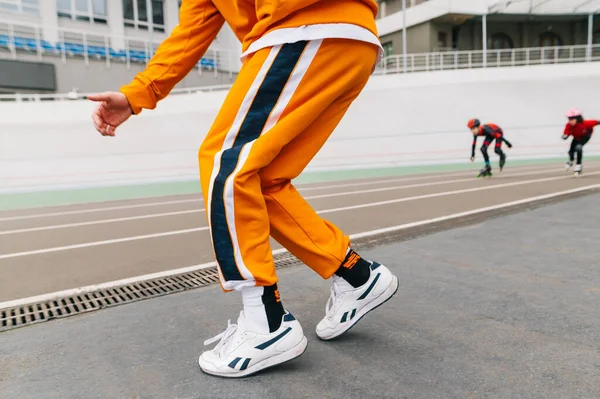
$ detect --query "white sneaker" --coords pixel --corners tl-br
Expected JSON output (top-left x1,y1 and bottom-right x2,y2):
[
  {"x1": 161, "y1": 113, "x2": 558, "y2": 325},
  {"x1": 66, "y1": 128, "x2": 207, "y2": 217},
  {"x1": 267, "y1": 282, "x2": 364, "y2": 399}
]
[
  {"x1": 316, "y1": 262, "x2": 399, "y2": 341},
  {"x1": 574, "y1": 164, "x2": 582, "y2": 173},
  {"x1": 565, "y1": 161, "x2": 573, "y2": 170},
  {"x1": 199, "y1": 311, "x2": 307, "y2": 378}
]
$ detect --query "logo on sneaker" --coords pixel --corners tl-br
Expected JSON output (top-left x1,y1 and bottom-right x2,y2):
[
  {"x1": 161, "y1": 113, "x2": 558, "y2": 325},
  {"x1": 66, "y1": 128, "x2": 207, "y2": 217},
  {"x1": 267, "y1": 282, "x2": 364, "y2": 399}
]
[
  {"x1": 255, "y1": 327, "x2": 292, "y2": 350},
  {"x1": 340, "y1": 308, "x2": 357, "y2": 323},
  {"x1": 228, "y1": 357, "x2": 252, "y2": 370},
  {"x1": 357, "y1": 273, "x2": 381, "y2": 300}
]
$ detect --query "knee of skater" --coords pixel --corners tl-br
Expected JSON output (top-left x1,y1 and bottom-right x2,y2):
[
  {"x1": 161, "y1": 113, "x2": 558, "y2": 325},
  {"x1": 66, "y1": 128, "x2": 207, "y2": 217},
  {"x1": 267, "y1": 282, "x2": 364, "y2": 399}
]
[
  {"x1": 575, "y1": 144, "x2": 583, "y2": 151},
  {"x1": 494, "y1": 147, "x2": 502, "y2": 155},
  {"x1": 480, "y1": 145, "x2": 488, "y2": 152}
]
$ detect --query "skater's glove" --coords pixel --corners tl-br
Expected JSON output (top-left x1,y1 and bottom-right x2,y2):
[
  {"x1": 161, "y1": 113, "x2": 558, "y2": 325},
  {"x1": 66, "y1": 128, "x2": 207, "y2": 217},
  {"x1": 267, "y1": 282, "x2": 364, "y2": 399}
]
[{"x1": 561, "y1": 134, "x2": 568, "y2": 140}]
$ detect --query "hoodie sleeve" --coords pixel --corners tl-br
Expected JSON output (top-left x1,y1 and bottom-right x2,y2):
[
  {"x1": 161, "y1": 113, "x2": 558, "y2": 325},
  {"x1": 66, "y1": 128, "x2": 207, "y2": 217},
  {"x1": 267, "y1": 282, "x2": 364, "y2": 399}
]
[{"x1": 120, "y1": 0, "x2": 225, "y2": 114}]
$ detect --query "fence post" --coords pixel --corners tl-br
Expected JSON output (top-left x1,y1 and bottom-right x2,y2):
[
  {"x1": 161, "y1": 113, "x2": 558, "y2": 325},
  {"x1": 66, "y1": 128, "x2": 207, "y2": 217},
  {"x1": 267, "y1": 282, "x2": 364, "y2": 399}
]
[
  {"x1": 9, "y1": 24, "x2": 16, "y2": 59},
  {"x1": 587, "y1": 14, "x2": 594, "y2": 62},
  {"x1": 35, "y1": 26, "x2": 42, "y2": 61},
  {"x1": 125, "y1": 38, "x2": 130, "y2": 70},
  {"x1": 83, "y1": 32, "x2": 89, "y2": 66},
  {"x1": 105, "y1": 35, "x2": 110, "y2": 68},
  {"x1": 60, "y1": 30, "x2": 67, "y2": 64}
]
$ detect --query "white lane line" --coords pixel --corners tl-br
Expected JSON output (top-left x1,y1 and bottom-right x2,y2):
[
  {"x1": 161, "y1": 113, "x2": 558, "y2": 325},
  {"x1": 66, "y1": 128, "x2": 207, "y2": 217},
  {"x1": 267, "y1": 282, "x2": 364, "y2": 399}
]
[
  {"x1": 0, "y1": 198, "x2": 202, "y2": 222},
  {"x1": 1, "y1": 171, "x2": 597, "y2": 258},
  {"x1": 298, "y1": 162, "x2": 562, "y2": 192},
  {"x1": 347, "y1": 183, "x2": 600, "y2": 239},
  {"x1": 2, "y1": 183, "x2": 599, "y2": 310},
  {"x1": 0, "y1": 227, "x2": 209, "y2": 260},
  {"x1": 0, "y1": 163, "x2": 563, "y2": 221},
  {"x1": 0, "y1": 209, "x2": 203, "y2": 235},
  {"x1": 0, "y1": 167, "x2": 573, "y2": 234},
  {"x1": 0, "y1": 248, "x2": 289, "y2": 310},
  {"x1": 317, "y1": 171, "x2": 600, "y2": 215},
  {"x1": 305, "y1": 167, "x2": 566, "y2": 200}
]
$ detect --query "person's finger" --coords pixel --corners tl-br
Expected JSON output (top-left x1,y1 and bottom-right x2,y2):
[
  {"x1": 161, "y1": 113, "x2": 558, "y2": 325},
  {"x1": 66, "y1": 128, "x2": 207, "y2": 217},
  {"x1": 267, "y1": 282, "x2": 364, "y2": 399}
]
[
  {"x1": 91, "y1": 112, "x2": 108, "y2": 134},
  {"x1": 87, "y1": 92, "x2": 112, "y2": 102},
  {"x1": 105, "y1": 124, "x2": 116, "y2": 137}
]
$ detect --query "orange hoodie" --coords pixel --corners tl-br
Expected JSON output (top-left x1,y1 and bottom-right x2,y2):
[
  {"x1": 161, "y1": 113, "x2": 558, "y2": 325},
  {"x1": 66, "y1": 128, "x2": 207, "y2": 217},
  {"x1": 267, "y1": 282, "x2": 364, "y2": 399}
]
[{"x1": 120, "y1": 0, "x2": 379, "y2": 114}]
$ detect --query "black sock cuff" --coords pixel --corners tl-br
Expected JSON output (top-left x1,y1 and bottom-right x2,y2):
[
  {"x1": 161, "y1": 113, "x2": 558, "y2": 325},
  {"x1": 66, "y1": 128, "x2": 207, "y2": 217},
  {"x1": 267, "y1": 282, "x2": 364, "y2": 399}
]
[
  {"x1": 262, "y1": 283, "x2": 285, "y2": 333},
  {"x1": 335, "y1": 249, "x2": 371, "y2": 288}
]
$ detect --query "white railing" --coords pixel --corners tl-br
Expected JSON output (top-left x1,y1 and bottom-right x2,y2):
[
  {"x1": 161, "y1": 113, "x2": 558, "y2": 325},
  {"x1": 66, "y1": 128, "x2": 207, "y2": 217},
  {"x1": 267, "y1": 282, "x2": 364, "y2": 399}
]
[
  {"x1": 0, "y1": 83, "x2": 234, "y2": 102},
  {"x1": 2, "y1": 42, "x2": 600, "y2": 102},
  {"x1": 0, "y1": 18, "x2": 237, "y2": 75},
  {"x1": 374, "y1": 44, "x2": 600, "y2": 75}
]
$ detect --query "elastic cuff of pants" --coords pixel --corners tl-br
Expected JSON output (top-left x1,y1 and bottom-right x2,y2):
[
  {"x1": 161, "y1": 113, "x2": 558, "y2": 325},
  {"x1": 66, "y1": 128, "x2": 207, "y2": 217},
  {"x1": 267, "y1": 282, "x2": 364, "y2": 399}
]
[{"x1": 241, "y1": 286, "x2": 264, "y2": 306}]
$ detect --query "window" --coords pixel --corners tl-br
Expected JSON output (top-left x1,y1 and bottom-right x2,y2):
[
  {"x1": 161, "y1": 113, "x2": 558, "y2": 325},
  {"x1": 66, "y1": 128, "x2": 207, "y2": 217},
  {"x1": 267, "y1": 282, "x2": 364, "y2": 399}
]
[
  {"x1": 437, "y1": 31, "x2": 447, "y2": 49},
  {"x1": 489, "y1": 33, "x2": 513, "y2": 50},
  {"x1": 539, "y1": 32, "x2": 562, "y2": 47},
  {"x1": 593, "y1": 30, "x2": 600, "y2": 44},
  {"x1": 57, "y1": 0, "x2": 107, "y2": 23},
  {"x1": 382, "y1": 41, "x2": 393, "y2": 57},
  {"x1": 0, "y1": 0, "x2": 40, "y2": 14},
  {"x1": 123, "y1": 0, "x2": 165, "y2": 32}
]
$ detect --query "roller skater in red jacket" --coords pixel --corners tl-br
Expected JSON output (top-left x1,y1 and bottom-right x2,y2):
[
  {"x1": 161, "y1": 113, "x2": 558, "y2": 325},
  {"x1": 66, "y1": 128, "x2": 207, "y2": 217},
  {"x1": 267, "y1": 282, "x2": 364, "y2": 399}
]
[
  {"x1": 563, "y1": 108, "x2": 599, "y2": 176},
  {"x1": 467, "y1": 119, "x2": 513, "y2": 177}
]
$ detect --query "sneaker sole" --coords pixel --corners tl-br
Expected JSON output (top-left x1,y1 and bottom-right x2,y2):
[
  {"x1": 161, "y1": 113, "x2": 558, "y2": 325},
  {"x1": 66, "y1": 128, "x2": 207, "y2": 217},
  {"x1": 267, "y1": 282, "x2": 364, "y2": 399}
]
[
  {"x1": 199, "y1": 336, "x2": 308, "y2": 378},
  {"x1": 317, "y1": 275, "x2": 399, "y2": 341}
]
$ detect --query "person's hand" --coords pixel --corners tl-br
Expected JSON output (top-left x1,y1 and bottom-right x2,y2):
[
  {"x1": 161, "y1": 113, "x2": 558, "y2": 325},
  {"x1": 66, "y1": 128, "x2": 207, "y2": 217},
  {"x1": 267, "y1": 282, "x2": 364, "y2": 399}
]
[
  {"x1": 561, "y1": 134, "x2": 568, "y2": 140},
  {"x1": 88, "y1": 91, "x2": 133, "y2": 136},
  {"x1": 470, "y1": 156, "x2": 475, "y2": 162}
]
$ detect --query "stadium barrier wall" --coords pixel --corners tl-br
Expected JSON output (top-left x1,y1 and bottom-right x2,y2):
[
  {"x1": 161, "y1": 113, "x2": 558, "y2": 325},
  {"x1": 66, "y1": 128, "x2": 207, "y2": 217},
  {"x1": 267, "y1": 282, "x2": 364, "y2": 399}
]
[{"x1": 2, "y1": 62, "x2": 600, "y2": 193}]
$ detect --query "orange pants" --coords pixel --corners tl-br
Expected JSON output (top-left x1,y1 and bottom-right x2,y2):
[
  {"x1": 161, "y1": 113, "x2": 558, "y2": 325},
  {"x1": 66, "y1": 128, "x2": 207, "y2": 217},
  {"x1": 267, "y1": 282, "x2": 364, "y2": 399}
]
[{"x1": 198, "y1": 38, "x2": 377, "y2": 291}]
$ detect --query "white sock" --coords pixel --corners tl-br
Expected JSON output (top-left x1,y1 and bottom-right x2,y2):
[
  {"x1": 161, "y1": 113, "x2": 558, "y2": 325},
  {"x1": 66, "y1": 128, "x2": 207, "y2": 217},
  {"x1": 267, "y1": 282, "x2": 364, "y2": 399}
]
[{"x1": 240, "y1": 286, "x2": 270, "y2": 334}]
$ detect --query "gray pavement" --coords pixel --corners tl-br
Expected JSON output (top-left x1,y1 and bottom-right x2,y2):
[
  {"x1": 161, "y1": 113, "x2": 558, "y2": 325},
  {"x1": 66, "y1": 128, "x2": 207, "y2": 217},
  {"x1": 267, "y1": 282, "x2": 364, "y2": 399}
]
[{"x1": 1, "y1": 192, "x2": 600, "y2": 399}]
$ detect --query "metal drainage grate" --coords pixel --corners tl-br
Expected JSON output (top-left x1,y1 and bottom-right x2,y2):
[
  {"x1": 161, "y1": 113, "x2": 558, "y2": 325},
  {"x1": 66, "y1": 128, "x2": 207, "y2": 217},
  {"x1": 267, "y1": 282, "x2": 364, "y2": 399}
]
[
  {"x1": 1, "y1": 187, "x2": 598, "y2": 333},
  {"x1": 0, "y1": 253, "x2": 303, "y2": 333}
]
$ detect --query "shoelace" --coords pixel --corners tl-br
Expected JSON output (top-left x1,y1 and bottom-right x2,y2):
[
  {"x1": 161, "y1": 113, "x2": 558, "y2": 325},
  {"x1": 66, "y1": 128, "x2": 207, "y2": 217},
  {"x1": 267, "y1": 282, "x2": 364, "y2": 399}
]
[
  {"x1": 204, "y1": 320, "x2": 238, "y2": 358},
  {"x1": 324, "y1": 282, "x2": 345, "y2": 319}
]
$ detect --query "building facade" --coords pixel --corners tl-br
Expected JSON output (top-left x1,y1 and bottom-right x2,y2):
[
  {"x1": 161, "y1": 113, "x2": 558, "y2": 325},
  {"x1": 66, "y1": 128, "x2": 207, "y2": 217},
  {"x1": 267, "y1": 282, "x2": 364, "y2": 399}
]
[
  {"x1": 377, "y1": 0, "x2": 600, "y2": 55},
  {"x1": 0, "y1": 0, "x2": 241, "y2": 93}
]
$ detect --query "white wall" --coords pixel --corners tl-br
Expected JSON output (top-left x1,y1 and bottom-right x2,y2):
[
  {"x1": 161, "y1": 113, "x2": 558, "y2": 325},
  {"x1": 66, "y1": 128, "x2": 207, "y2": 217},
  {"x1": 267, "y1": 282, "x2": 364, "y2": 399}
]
[{"x1": 2, "y1": 62, "x2": 600, "y2": 193}]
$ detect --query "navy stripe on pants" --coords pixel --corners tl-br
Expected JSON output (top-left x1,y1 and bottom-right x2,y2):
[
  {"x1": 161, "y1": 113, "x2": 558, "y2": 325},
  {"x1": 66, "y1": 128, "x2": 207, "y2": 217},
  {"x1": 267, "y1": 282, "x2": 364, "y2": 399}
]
[{"x1": 210, "y1": 41, "x2": 308, "y2": 282}]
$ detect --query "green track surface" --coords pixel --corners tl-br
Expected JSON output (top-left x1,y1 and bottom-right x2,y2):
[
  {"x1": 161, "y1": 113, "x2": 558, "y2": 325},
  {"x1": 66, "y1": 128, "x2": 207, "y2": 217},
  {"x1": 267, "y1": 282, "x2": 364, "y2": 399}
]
[{"x1": 1, "y1": 156, "x2": 595, "y2": 211}]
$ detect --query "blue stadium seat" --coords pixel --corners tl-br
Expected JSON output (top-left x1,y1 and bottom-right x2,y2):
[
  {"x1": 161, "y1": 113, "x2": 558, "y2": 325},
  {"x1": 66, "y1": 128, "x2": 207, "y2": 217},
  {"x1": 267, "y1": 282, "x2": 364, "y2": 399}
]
[
  {"x1": 87, "y1": 45, "x2": 107, "y2": 57},
  {"x1": 40, "y1": 40, "x2": 55, "y2": 51},
  {"x1": 109, "y1": 48, "x2": 127, "y2": 59},
  {"x1": 200, "y1": 58, "x2": 217, "y2": 68},
  {"x1": 4, "y1": 34, "x2": 218, "y2": 70},
  {"x1": 64, "y1": 43, "x2": 85, "y2": 55},
  {"x1": 129, "y1": 50, "x2": 146, "y2": 61}
]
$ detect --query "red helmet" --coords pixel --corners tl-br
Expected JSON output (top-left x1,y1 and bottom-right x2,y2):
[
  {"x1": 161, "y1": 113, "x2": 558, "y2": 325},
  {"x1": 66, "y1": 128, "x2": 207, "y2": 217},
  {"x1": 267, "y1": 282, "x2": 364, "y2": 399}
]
[{"x1": 467, "y1": 118, "x2": 480, "y2": 129}]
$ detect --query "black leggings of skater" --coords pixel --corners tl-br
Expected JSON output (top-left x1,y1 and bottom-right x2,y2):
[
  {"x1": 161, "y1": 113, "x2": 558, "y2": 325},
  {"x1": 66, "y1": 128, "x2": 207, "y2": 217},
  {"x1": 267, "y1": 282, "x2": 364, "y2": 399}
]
[{"x1": 569, "y1": 134, "x2": 592, "y2": 165}]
